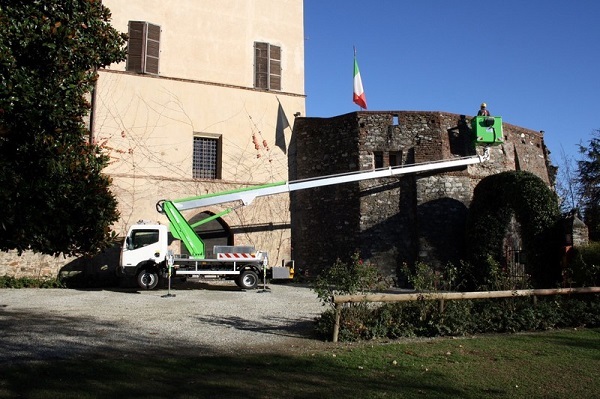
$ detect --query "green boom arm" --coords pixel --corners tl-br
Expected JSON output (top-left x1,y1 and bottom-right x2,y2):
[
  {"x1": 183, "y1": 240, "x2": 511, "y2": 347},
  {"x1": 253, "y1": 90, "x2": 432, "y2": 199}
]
[{"x1": 156, "y1": 200, "x2": 233, "y2": 258}]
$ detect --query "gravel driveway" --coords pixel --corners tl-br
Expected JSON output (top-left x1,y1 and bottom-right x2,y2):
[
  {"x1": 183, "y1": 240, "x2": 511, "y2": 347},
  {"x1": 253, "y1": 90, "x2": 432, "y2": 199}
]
[{"x1": 0, "y1": 281, "x2": 326, "y2": 364}]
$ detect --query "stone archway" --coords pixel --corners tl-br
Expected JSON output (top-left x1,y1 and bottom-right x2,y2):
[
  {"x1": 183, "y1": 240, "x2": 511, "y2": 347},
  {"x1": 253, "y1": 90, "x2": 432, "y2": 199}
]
[{"x1": 186, "y1": 211, "x2": 233, "y2": 258}]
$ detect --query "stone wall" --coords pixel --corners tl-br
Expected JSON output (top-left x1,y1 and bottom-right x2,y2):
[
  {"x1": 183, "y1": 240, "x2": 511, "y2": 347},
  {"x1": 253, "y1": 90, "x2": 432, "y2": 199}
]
[
  {"x1": 290, "y1": 113, "x2": 362, "y2": 273},
  {"x1": 0, "y1": 251, "x2": 70, "y2": 279},
  {"x1": 291, "y1": 110, "x2": 552, "y2": 276},
  {"x1": 565, "y1": 213, "x2": 589, "y2": 247},
  {"x1": 0, "y1": 244, "x2": 121, "y2": 285}
]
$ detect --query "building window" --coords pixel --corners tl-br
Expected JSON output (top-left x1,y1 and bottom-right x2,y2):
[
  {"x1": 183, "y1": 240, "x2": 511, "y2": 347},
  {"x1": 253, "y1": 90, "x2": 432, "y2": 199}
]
[
  {"x1": 254, "y1": 42, "x2": 281, "y2": 90},
  {"x1": 127, "y1": 21, "x2": 161, "y2": 75},
  {"x1": 193, "y1": 135, "x2": 221, "y2": 179},
  {"x1": 389, "y1": 151, "x2": 402, "y2": 167},
  {"x1": 374, "y1": 152, "x2": 384, "y2": 169}
]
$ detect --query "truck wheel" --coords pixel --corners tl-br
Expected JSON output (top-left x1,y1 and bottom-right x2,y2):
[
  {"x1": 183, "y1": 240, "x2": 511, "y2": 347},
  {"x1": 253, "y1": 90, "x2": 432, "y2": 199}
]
[
  {"x1": 236, "y1": 270, "x2": 258, "y2": 290},
  {"x1": 137, "y1": 269, "x2": 159, "y2": 290}
]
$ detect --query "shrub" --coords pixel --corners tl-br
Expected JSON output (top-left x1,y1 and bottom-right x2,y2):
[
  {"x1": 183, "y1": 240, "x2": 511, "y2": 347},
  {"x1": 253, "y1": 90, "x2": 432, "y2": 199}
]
[
  {"x1": 312, "y1": 251, "x2": 391, "y2": 341},
  {"x1": 323, "y1": 294, "x2": 600, "y2": 342},
  {"x1": 0, "y1": 275, "x2": 65, "y2": 288},
  {"x1": 312, "y1": 251, "x2": 389, "y2": 307},
  {"x1": 315, "y1": 258, "x2": 600, "y2": 342},
  {"x1": 567, "y1": 242, "x2": 600, "y2": 286},
  {"x1": 401, "y1": 261, "x2": 465, "y2": 292}
]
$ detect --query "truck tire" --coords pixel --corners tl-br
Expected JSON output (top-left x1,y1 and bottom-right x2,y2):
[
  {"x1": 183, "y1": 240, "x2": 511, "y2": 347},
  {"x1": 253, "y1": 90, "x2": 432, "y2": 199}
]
[
  {"x1": 236, "y1": 270, "x2": 259, "y2": 290},
  {"x1": 137, "y1": 269, "x2": 159, "y2": 290}
]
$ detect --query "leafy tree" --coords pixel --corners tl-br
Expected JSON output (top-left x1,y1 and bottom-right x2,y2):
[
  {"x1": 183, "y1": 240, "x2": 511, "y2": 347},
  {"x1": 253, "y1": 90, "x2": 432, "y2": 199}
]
[
  {"x1": 577, "y1": 129, "x2": 600, "y2": 241},
  {"x1": 0, "y1": 1, "x2": 127, "y2": 256}
]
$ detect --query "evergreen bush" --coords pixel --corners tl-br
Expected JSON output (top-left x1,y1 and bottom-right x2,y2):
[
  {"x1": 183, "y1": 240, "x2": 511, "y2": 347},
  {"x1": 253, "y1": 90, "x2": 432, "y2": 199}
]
[
  {"x1": 0, "y1": 275, "x2": 65, "y2": 288},
  {"x1": 465, "y1": 171, "x2": 562, "y2": 289},
  {"x1": 567, "y1": 242, "x2": 600, "y2": 286}
]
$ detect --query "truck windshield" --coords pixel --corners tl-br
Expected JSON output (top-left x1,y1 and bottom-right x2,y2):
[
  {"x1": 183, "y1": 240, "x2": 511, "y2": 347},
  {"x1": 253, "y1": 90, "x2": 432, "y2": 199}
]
[{"x1": 129, "y1": 229, "x2": 159, "y2": 250}]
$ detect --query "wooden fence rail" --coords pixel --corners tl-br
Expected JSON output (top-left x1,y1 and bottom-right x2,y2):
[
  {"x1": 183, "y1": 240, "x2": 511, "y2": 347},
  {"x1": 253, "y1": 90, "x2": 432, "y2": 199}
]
[{"x1": 332, "y1": 287, "x2": 600, "y2": 343}]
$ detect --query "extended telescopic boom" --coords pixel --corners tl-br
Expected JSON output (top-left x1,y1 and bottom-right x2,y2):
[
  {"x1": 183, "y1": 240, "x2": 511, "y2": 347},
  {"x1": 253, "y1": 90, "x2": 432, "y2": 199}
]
[{"x1": 173, "y1": 147, "x2": 490, "y2": 211}]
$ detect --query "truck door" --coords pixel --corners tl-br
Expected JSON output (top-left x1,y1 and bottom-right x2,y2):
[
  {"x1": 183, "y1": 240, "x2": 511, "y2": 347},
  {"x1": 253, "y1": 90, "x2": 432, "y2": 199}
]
[{"x1": 121, "y1": 228, "x2": 163, "y2": 268}]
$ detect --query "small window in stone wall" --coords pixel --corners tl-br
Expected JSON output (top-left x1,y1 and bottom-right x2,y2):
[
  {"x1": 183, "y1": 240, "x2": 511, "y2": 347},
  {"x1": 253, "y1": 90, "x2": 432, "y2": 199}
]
[
  {"x1": 389, "y1": 151, "x2": 402, "y2": 167},
  {"x1": 374, "y1": 152, "x2": 384, "y2": 169}
]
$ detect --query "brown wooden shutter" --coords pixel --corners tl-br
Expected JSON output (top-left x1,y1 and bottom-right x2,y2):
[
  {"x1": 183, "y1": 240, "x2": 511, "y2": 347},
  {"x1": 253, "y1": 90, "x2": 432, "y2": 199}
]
[
  {"x1": 269, "y1": 45, "x2": 281, "y2": 90},
  {"x1": 127, "y1": 21, "x2": 145, "y2": 73},
  {"x1": 127, "y1": 21, "x2": 160, "y2": 75},
  {"x1": 145, "y1": 23, "x2": 160, "y2": 75},
  {"x1": 254, "y1": 42, "x2": 269, "y2": 89}
]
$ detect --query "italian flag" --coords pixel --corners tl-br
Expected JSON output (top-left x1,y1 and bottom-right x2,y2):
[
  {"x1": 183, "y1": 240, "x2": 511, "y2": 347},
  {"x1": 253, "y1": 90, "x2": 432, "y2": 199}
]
[{"x1": 353, "y1": 52, "x2": 367, "y2": 109}]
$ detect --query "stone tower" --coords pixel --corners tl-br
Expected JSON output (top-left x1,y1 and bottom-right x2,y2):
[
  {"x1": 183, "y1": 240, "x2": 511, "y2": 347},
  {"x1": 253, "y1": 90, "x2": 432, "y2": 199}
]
[{"x1": 290, "y1": 111, "x2": 552, "y2": 277}]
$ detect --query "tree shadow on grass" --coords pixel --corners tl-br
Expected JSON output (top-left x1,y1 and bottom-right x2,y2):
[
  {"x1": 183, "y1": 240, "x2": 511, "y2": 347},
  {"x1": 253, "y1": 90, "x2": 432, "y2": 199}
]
[
  {"x1": 0, "y1": 351, "x2": 464, "y2": 399},
  {"x1": 525, "y1": 328, "x2": 600, "y2": 354}
]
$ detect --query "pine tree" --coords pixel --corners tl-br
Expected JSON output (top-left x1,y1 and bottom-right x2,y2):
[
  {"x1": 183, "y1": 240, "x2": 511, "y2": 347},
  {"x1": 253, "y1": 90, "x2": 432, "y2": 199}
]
[{"x1": 577, "y1": 129, "x2": 600, "y2": 241}]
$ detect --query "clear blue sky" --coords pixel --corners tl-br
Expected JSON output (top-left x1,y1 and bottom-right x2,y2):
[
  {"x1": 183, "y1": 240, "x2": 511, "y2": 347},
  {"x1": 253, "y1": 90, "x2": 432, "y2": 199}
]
[{"x1": 303, "y1": 0, "x2": 600, "y2": 164}]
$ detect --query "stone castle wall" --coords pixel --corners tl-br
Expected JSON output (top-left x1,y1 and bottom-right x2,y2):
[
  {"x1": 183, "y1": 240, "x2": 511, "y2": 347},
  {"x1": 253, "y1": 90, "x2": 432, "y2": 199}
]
[
  {"x1": 290, "y1": 111, "x2": 551, "y2": 276},
  {"x1": 0, "y1": 244, "x2": 121, "y2": 285},
  {"x1": 0, "y1": 251, "x2": 70, "y2": 279}
]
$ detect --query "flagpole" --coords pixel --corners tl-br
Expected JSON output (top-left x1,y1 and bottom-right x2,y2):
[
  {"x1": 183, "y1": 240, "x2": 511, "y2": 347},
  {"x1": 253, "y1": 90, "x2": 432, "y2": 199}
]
[{"x1": 354, "y1": 46, "x2": 359, "y2": 110}]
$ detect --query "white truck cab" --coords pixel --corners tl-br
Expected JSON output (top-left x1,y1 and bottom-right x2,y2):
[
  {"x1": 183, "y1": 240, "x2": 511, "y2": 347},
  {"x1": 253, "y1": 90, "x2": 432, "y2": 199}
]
[{"x1": 118, "y1": 222, "x2": 169, "y2": 289}]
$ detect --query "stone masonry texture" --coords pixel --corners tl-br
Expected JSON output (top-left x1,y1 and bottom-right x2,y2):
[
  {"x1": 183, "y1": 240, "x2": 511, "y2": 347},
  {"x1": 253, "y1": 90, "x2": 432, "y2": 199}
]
[{"x1": 290, "y1": 111, "x2": 552, "y2": 279}]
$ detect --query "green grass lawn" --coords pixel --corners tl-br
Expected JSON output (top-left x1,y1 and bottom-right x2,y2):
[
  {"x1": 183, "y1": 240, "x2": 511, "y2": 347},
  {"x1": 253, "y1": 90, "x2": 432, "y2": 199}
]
[{"x1": 1, "y1": 328, "x2": 598, "y2": 399}]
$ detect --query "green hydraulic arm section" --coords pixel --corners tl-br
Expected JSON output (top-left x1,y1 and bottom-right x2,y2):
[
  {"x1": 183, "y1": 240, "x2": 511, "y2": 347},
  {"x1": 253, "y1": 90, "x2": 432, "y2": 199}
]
[
  {"x1": 156, "y1": 200, "x2": 236, "y2": 258},
  {"x1": 156, "y1": 183, "x2": 286, "y2": 259}
]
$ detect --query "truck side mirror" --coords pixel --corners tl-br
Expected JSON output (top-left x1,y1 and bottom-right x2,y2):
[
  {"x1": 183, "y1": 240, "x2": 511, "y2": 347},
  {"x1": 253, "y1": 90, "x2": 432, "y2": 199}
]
[{"x1": 126, "y1": 236, "x2": 133, "y2": 250}]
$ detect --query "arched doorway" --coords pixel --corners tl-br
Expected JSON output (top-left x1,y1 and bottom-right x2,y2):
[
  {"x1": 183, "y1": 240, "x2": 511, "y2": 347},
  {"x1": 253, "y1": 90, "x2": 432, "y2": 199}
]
[
  {"x1": 185, "y1": 211, "x2": 233, "y2": 258},
  {"x1": 503, "y1": 214, "x2": 527, "y2": 288}
]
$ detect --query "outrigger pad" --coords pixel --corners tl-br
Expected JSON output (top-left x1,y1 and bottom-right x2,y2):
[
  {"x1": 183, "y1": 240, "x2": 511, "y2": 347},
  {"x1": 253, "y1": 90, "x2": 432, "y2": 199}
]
[{"x1": 472, "y1": 116, "x2": 504, "y2": 145}]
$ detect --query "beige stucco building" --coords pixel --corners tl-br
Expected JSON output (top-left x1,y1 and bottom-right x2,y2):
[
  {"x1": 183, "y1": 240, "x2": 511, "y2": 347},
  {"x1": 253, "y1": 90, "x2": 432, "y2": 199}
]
[
  {"x1": 1, "y1": 0, "x2": 305, "y2": 278},
  {"x1": 97, "y1": 0, "x2": 305, "y2": 263}
]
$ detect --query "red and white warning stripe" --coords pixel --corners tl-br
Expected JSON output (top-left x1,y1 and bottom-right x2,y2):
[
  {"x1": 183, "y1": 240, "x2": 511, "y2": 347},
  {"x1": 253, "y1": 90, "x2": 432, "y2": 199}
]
[{"x1": 217, "y1": 253, "x2": 257, "y2": 260}]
